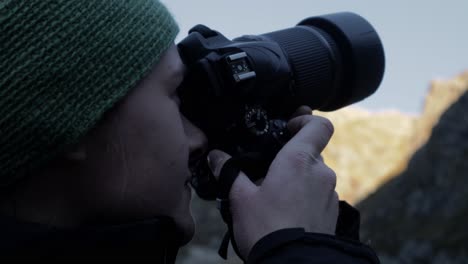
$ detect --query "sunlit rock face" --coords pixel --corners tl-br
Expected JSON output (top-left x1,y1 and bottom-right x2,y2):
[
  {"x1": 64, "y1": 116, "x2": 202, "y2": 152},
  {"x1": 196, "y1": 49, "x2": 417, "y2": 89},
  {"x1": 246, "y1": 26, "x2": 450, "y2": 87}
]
[
  {"x1": 316, "y1": 107, "x2": 417, "y2": 204},
  {"x1": 317, "y1": 71, "x2": 468, "y2": 205},
  {"x1": 411, "y1": 71, "x2": 468, "y2": 151},
  {"x1": 358, "y1": 72, "x2": 468, "y2": 263}
]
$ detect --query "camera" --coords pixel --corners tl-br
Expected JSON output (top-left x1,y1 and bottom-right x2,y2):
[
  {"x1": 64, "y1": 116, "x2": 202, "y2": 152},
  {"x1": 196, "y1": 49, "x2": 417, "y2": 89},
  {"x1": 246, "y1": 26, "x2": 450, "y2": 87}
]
[{"x1": 177, "y1": 12, "x2": 385, "y2": 200}]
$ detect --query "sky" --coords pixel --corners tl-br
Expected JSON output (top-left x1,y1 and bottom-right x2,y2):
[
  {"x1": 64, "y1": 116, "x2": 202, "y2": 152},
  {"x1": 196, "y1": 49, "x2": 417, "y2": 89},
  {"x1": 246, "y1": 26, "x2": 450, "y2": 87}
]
[{"x1": 161, "y1": 0, "x2": 468, "y2": 114}]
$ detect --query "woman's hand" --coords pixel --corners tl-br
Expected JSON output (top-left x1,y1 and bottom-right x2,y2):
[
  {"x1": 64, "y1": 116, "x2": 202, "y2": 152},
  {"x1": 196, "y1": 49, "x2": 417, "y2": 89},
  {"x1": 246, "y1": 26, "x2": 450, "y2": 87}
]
[{"x1": 207, "y1": 106, "x2": 339, "y2": 259}]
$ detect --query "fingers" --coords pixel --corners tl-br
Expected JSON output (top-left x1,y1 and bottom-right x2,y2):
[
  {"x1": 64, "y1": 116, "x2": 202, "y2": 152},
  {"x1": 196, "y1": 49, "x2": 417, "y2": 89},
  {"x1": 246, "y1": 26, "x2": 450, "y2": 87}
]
[
  {"x1": 288, "y1": 114, "x2": 334, "y2": 137},
  {"x1": 318, "y1": 155, "x2": 324, "y2": 162},
  {"x1": 289, "y1": 106, "x2": 325, "y2": 163},
  {"x1": 207, "y1": 149, "x2": 257, "y2": 200},
  {"x1": 289, "y1": 105, "x2": 312, "y2": 119},
  {"x1": 207, "y1": 149, "x2": 231, "y2": 179},
  {"x1": 286, "y1": 115, "x2": 334, "y2": 158},
  {"x1": 264, "y1": 115, "x2": 333, "y2": 184}
]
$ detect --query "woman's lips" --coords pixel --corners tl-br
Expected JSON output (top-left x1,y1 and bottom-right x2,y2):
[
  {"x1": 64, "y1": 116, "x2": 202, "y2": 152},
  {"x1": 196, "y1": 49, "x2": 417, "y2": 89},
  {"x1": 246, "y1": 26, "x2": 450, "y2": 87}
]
[
  {"x1": 188, "y1": 157, "x2": 219, "y2": 200},
  {"x1": 185, "y1": 177, "x2": 191, "y2": 187}
]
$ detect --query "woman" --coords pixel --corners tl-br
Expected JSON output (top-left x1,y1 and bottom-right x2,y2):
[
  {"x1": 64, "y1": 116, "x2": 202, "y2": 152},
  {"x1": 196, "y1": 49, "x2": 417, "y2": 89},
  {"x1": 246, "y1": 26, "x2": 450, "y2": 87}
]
[{"x1": 0, "y1": 1, "x2": 379, "y2": 262}]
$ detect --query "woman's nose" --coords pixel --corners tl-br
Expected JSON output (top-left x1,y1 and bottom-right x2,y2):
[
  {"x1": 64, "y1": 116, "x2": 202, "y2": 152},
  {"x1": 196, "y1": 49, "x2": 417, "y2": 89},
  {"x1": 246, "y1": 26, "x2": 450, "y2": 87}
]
[{"x1": 182, "y1": 115, "x2": 209, "y2": 161}]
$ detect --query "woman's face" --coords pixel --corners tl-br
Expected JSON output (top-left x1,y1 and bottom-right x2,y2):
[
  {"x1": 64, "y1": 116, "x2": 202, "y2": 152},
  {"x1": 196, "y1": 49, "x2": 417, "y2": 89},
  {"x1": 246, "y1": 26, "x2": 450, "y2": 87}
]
[{"x1": 69, "y1": 43, "x2": 208, "y2": 244}]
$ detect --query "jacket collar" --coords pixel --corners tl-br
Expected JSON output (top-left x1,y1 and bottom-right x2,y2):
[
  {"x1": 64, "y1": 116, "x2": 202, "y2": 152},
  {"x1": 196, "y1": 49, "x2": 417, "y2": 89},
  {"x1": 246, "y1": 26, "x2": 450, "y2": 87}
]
[{"x1": 0, "y1": 215, "x2": 181, "y2": 262}]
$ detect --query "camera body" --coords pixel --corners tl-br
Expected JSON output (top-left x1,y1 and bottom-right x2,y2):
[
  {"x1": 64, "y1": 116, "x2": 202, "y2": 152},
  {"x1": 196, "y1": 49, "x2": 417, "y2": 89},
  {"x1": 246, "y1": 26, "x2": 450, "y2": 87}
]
[{"x1": 177, "y1": 12, "x2": 385, "y2": 199}]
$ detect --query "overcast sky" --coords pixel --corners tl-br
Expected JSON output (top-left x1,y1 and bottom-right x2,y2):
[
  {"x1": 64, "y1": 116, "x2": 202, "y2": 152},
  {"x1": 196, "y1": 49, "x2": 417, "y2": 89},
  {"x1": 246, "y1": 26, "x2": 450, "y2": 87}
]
[{"x1": 161, "y1": 0, "x2": 467, "y2": 114}]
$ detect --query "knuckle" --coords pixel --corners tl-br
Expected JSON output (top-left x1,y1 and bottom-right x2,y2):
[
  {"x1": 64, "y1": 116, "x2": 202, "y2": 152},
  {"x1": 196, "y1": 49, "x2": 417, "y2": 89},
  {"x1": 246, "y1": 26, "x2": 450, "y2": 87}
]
[
  {"x1": 333, "y1": 191, "x2": 339, "y2": 202},
  {"x1": 318, "y1": 155, "x2": 324, "y2": 162},
  {"x1": 321, "y1": 165, "x2": 337, "y2": 189}
]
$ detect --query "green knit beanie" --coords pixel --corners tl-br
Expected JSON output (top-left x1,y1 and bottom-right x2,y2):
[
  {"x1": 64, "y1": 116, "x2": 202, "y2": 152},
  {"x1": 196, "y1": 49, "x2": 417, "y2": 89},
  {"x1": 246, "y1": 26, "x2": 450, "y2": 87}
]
[{"x1": 0, "y1": 0, "x2": 179, "y2": 187}]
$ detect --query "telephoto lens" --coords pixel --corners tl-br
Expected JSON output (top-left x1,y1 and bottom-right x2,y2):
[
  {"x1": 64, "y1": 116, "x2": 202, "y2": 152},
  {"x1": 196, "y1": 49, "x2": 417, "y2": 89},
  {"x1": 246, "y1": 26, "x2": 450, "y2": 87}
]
[
  {"x1": 261, "y1": 12, "x2": 385, "y2": 111},
  {"x1": 178, "y1": 12, "x2": 385, "y2": 200}
]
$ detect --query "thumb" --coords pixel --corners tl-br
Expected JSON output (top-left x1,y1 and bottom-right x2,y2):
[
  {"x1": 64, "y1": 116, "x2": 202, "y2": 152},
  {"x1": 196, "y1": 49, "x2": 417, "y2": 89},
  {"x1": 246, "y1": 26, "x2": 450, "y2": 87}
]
[
  {"x1": 207, "y1": 149, "x2": 257, "y2": 199},
  {"x1": 207, "y1": 149, "x2": 232, "y2": 180}
]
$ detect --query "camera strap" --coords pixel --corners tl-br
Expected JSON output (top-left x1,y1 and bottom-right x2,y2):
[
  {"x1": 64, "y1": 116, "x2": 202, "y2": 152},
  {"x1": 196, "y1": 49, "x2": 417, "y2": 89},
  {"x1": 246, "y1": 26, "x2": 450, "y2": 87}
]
[{"x1": 215, "y1": 156, "x2": 245, "y2": 261}]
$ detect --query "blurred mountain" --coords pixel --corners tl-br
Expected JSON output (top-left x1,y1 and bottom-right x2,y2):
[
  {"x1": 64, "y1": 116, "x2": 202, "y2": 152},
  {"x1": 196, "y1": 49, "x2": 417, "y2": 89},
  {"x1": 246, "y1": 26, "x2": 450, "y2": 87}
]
[
  {"x1": 357, "y1": 72, "x2": 468, "y2": 263},
  {"x1": 177, "y1": 71, "x2": 468, "y2": 264},
  {"x1": 317, "y1": 71, "x2": 468, "y2": 204},
  {"x1": 316, "y1": 107, "x2": 417, "y2": 204},
  {"x1": 411, "y1": 72, "x2": 468, "y2": 151}
]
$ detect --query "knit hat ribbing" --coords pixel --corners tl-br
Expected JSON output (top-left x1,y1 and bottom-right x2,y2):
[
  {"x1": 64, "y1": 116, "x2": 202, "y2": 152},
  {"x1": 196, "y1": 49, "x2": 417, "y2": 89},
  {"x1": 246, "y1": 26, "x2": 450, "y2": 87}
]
[{"x1": 0, "y1": 0, "x2": 179, "y2": 187}]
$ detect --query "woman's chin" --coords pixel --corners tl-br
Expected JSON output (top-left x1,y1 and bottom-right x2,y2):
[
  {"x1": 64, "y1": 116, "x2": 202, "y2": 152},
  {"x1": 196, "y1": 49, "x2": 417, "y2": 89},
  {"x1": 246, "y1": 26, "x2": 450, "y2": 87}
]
[
  {"x1": 177, "y1": 213, "x2": 195, "y2": 245},
  {"x1": 173, "y1": 189, "x2": 196, "y2": 245}
]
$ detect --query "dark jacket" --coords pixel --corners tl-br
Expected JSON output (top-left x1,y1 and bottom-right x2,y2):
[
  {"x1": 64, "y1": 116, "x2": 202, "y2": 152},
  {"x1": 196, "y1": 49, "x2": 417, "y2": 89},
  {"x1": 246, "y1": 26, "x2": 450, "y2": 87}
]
[
  {"x1": 0, "y1": 216, "x2": 180, "y2": 262},
  {"x1": 0, "y1": 208, "x2": 379, "y2": 263},
  {"x1": 247, "y1": 229, "x2": 380, "y2": 264},
  {"x1": 245, "y1": 201, "x2": 380, "y2": 263}
]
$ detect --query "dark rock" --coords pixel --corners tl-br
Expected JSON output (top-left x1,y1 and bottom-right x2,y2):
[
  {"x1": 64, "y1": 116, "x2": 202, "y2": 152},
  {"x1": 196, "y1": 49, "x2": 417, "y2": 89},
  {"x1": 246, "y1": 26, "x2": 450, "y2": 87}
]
[{"x1": 358, "y1": 90, "x2": 468, "y2": 263}]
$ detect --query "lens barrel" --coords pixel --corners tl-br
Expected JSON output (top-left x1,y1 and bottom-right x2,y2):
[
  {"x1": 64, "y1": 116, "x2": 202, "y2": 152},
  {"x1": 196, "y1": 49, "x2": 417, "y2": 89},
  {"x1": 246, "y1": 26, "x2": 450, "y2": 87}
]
[{"x1": 262, "y1": 12, "x2": 385, "y2": 111}]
